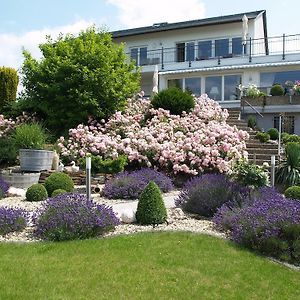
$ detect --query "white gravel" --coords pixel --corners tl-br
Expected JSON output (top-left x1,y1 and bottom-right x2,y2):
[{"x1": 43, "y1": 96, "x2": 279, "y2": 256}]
[{"x1": 0, "y1": 188, "x2": 224, "y2": 243}]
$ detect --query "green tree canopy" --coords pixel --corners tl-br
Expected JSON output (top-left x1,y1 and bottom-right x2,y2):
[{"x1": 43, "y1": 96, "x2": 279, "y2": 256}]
[
  {"x1": 20, "y1": 27, "x2": 140, "y2": 136},
  {"x1": 0, "y1": 67, "x2": 19, "y2": 109}
]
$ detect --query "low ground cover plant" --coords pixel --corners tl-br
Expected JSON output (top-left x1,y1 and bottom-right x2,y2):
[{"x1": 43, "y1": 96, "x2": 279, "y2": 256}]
[
  {"x1": 33, "y1": 193, "x2": 120, "y2": 241},
  {"x1": 214, "y1": 187, "x2": 300, "y2": 265},
  {"x1": 0, "y1": 207, "x2": 28, "y2": 235},
  {"x1": 51, "y1": 189, "x2": 67, "y2": 197},
  {"x1": 0, "y1": 176, "x2": 9, "y2": 199},
  {"x1": 102, "y1": 168, "x2": 173, "y2": 199},
  {"x1": 284, "y1": 186, "x2": 300, "y2": 200},
  {"x1": 175, "y1": 174, "x2": 248, "y2": 217},
  {"x1": 136, "y1": 181, "x2": 167, "y2": 225},
  {"x1": 44, "y1": 172, "x2": 74, "y2": 196}
]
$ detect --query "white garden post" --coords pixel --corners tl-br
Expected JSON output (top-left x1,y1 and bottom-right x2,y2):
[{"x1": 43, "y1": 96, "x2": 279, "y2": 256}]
[
  {"x1": 271, "y1": 155, "x2": 276, "y2": 187},
  {"x1": 86, "y1": 156, "x2": 91, "y2": 200}
]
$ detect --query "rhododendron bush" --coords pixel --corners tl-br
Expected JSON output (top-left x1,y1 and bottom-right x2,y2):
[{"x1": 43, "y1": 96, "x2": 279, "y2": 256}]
[{"x1": 58, "y1": 95, "x2": 249, "y2": 175}]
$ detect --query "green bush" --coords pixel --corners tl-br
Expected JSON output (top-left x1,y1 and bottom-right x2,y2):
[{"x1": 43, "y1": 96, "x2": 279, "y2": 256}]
[
  {"x1": 151, "y1": 87, "x2": 195, "y2": 115},
  {"x1": 267, "y1": 128, "x2": 279, "y2": 140},
  {"x1": 255, "y1": 132, "x2": 270, "y2": 143},
  {"x1": 281, "y1": 133, "x2": 300, "y2": 144},
  {"x1": 44, "y1": 172, "x2": 74, "y2": 196},
  {"x1": 14, "y1": 123, "x2": 48, "y2": 150},
  {"x1": 270, "y1": 84, "x2": 285, "y2": 96},
  {"x1": 26, "y1": 184, "x2": 48, "y2": 202},
  {"x1": 51, "y1": 189, "x2": 67, "y2": 197},
  {"x1": 284, "y1": 186, "x2": 300, "y2": 200},
  {"x1": 0, "y1": 137, "x2": 17, "y2": 167},
  {"x1": 0, "y1": 67, "x2": 19, "y2": 110},
  {"x1": 79, "y1": 155, "x2": 128, "y2": 175},
  {"x1": 247, "y1": 116, "x2": 257, "y2": 129},
  {"x1": 136, "y1": 181, "x2": 167, "y2": 226}
]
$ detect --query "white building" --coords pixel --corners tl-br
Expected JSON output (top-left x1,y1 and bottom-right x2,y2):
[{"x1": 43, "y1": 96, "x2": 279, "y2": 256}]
[{"x1": 112, "y1": 10, "x2": 300, "y2": 134}]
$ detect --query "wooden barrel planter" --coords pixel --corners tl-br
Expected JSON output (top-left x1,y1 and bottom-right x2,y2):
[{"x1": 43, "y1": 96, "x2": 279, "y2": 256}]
[
  {"x1": 1, "y1": 170, "x2": 41, "y2": 189},
  {"x1": 19, "y1": 149, "x2": 54, "y2": 172}
]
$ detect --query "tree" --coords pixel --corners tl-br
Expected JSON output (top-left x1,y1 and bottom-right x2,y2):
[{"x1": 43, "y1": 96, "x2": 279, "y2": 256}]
[
  {"x1": 20, "y1": 27, "x2": 140, "y2": 136},
  {"x1": 0, "y1": 67, "x2": 19, "y2": 110}
]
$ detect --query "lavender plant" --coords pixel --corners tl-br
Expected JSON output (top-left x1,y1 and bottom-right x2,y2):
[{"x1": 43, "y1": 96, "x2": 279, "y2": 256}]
[
  {"x1": 0, "y1": 176, "x2": 9, "y2": 199},
  {"x1": 102, "y1": 168, "x2": 174, "y2": 199},
  {"x1": 175, "y1": 174, "x2": 248, "y2": 217},
  {"x1": 213, "y1": 187, "x2": 300, "y2": 265},
  {"x1": 0, "y1": 207, "x2": 28, "y2": 235},
  {"x1": 33, "y1": 193, "x2": 120, "y2": 241}
]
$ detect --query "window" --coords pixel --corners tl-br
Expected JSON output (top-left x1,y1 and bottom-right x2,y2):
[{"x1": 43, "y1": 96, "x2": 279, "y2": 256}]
[
  {"x1": 274, "y1": 115, "x2": 295, "y2": 134},
  {"x1": 198, "y1": 41, "x2": 212, "y2": 59},
  {"x1": 186, "y1": 42, "x2": 195, "y2": 61},
  {"x1": 130, "y1": 48, "x2": 138, "y2": 65},
  {"x1": 232, "y1": 37, "x2": 243, "y2": 55},
  {"x1": 140, "y1": 47, "x2": 148, "y2": 65},
  {"x1": 205, "y1": 76, "x2": 222, "y2": 101},
  {"x1": 261, "y1": 70, "x2": 300, "y2": 88},
  {"x1": 185, "y1": 78, "x2": 201, "y2": 96},
  {"x1": 168, "y1": 79, "x2": 183, "y2": 89},
  {"x1": 176, "y1": 43, "x2": 185, "y2": 62},
  {"x1": 224, "y1": 75, "x2": 242, "y2": 100},
  {"x1": 215, "y1": 39, "x2": 229, "y2": 57}
]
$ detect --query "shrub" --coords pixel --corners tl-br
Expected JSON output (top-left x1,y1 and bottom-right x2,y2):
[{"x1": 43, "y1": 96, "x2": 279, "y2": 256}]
[
  {"x1": 270, "y1": 84, "x2": 285, "y2": 96},
  {"x1": 0, "y1": 176, "x2": 9, "y2": 199},
  {"x1": 136, "y1": 181, "x2": 167, "y2": 225},
  {"x1": 244, "y1": 84, "x2": 262, "y2": 98},
  {"x1": 284, "y1": 186, "x2": 300, "y2": 200},
  {"x1": 0, "y1": 207, "x2": 28, "y2": 235},
  {"x1": 0, "y1": 67, "x2": 19, "y2": 110},
  {"x1": 51, "y1": 189, "x2": 67, "y2": 197},
  {"x1": 267, "y1": 128, "x2": 279, "y2": 140},
  {"x1": 44, "y1": 172, "x2": 74, "y2": 196},
  {"x1": 247, "y1": 116, "x2": 256, "y2": 129},
  {"x1": 214, "y1": 189, "x2": 300, "y2": 265},
  {"x1": 276, "y1": 142, "x2": 300, "y2": 187},
  {"x1": 0, "y1": 137, "x2": 18, "y2": 167},
  {"x1": 151, "y1": 87, "x2": 195, "y2": 115},
  {"x1": 281, "y1": 133, "x2": 300, "y2": 144},
  {"x1": 102, "y1": 168, "x2": 173, "y2": 199},
  {"x1": 231, "y1": 160, "x2": 269, "y2": 188},
  {"x1": 175, "y1": 174, "x2": 248, "y2": 217},
  {"x1": 26, "y1": 184, "x2": 48, "y2": 202},
  {"x1": 33, "y1": 193, "x2": 120, "y2": 241},
  {"x1": 255, "y1": 131, "x2": 270, "y2": 143},
  {"x1": 79, "y1": 155, "x2": 128, "y2": 175},
  {"x1": 14, "y1": 123, "x2": 48, "y2": 150}
]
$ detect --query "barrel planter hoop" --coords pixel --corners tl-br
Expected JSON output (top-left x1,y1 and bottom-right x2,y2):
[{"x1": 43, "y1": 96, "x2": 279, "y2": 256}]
[{"x1": 19, "y1": 149, "x2": 54, "y2": 172}]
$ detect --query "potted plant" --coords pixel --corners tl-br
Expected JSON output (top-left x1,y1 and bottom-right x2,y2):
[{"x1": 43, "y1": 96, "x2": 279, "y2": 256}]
[{"x1": 14, "y1": 123, "x2": 54, "y2": 172}]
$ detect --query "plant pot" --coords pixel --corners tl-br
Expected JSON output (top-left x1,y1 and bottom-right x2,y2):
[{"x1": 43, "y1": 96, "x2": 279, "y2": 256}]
[
  {"x1": 1, "y1": 170, "x2": 41, "y2": 189},
  {"x1": 19, "y1": 149, "x2": 54, "y2": 172}
]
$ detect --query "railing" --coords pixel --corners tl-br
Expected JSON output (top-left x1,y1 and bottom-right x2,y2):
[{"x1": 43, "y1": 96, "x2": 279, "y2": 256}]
[
  {"x1": 241, "y1": 98, "x2": 264, "y2": 118},
  {"x1": 127, "y1": 34, "x2": 300, "y2": 69}
]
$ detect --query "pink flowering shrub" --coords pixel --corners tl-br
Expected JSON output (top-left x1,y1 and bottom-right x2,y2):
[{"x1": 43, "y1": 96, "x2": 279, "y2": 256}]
[{"x1": 58, "y1": 95, "x2": 249, "y2": 175}]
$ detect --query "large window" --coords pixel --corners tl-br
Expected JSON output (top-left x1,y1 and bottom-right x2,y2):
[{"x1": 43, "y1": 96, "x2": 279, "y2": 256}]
[
  {"x1": 130, "y1": 48, "x2": 138, "y2": 65},
  {"x1": 176, "y1": 43, "x2": 185, "y2": 62},
  {"x1": 185, "y1": 77, "x2": 201, "y2": 96},
  {"x1": 198, "y1": 41, "x2": 212, "y2": 59},
  {"x1": 215, "y1": 39, "x2": 229, "y2": 57},
  {"x1": 168, "y1": 79, "x2": 183, "y2": 89},
  {"x1": 139, "y1": 47, "x2": 148, "y2": 65},
  {"x1": 261, "y1": 70, "x2": 300, "y2": 88},
  {"x1": 232, "y1": 37, "x2": 243, "y2": 55},
  {"x1": 130, "y1": 47, "x2": 148, "y2": 66},
  {"x1": 274, "y1": 115, "x2": 295, "y2": 134},
  {"x1": 224, "y1": 75, "x2": 242, "y2": 100},
  {"x1": 205, "y1": 76, "x2": 222, "y2": 101},
  {"x1": 186, "y1": 42, "x2": 195, "y2": 61}
]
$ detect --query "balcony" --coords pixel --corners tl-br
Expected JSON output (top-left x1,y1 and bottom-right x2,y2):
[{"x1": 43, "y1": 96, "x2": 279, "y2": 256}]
[{"x1": 127, "y1": 34, "x2": 300, "y2": 72}]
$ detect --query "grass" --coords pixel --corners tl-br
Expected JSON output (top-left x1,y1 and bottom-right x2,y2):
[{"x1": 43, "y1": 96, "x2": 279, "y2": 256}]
[{"x1": 0, "y1": 232, "x2": 299, "y2": 300}]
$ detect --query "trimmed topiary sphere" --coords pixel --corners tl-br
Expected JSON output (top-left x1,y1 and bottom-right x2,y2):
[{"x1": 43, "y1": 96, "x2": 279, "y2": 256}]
[
  {"x1": 151, "y1": 87, "x2": 195, "y2": 115},
  {"x1": 26, "y1": 184, "x2": 48, "y2": 202},
  {"x1": 284, "y1": 186, "x2": 300, "y2": 200},
  {"x1": 44, "y1": 172, "x2": 74, "y2": 196},
  {"x1": 255, "y1": 132, "x2": 270, "y2": 143},
  {"x1": 270, "y1": 84, "x2": 284, "y2": 96},
  {"x1": 267, "y1": 128, "x2": 279, "y2": 140},
  {"x1": 136, "y1": 181, "x2": 167, "y2": 226},
  {"x1": 51, "y1": 189, "x2": 67, "y2": 197}
]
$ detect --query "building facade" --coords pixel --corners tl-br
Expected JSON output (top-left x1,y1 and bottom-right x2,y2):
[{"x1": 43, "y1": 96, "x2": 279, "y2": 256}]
[{"x1": 112, "y1": 10, "x2": 300, "y2": 134}]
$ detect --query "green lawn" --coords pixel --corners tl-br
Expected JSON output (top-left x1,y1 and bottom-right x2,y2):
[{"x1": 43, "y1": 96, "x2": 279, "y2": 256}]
[{"x1": 0, "y1": 232, "x2": 299, "y2": 300}]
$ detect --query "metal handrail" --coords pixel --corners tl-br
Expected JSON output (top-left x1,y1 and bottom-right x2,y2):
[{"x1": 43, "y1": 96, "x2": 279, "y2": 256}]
[{"x1": 241, "y1": 98, "x2": 264, "y2": 118}]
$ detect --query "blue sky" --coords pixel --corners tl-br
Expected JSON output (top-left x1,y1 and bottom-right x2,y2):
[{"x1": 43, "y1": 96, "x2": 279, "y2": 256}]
[{"x1": 0, "y1": 0, "x2": 298, "y2": 69}]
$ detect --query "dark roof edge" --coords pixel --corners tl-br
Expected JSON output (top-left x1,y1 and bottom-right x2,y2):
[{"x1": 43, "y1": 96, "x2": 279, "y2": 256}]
[{"x1": 112, "y1": 10, "x2": 266, "y2": 38}]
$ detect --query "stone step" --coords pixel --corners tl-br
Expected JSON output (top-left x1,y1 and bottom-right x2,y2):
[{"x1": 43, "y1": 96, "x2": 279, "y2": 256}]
[
  {"x1": 246, "y1": 148, "x2": 279, "y2": 155},
  {"x1": 248, "y1": 159, "x2": 273, "y2": 165},
  {"x1": 248, "y1": 153, "x2": 278, "y2": 160},
  {"x1": 246, "y1": 142, "x2": 278, "y2": 149}
]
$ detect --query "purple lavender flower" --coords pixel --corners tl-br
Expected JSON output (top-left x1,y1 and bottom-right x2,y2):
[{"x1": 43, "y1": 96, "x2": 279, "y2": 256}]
[
  {"x1": 102, "y1": 168, "x2": 173, "y2": 199},
  {"x1": 33, "y1": 193, "x2": 120, "y2": 241},
  {"x1": 0, "y1": 176, "x2": 9, "y2": 199},
  {"x1": 0, "y1": 207, "x2": 28, "y2": 235}
]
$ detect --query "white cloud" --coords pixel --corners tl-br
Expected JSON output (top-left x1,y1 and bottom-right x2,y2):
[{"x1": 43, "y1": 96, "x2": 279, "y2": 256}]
[
  {"x1": 107, "y1": 0, "x2": 205, "y2": 28},
  {"x1": 0, "y1": 20, "x2": 94, "y2": 71}
]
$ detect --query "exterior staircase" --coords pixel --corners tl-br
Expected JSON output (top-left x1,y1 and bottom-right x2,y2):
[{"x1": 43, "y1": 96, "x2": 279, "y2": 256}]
[{"x1": 226, "y1": 109, "x2": 279, "y2": 165}]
